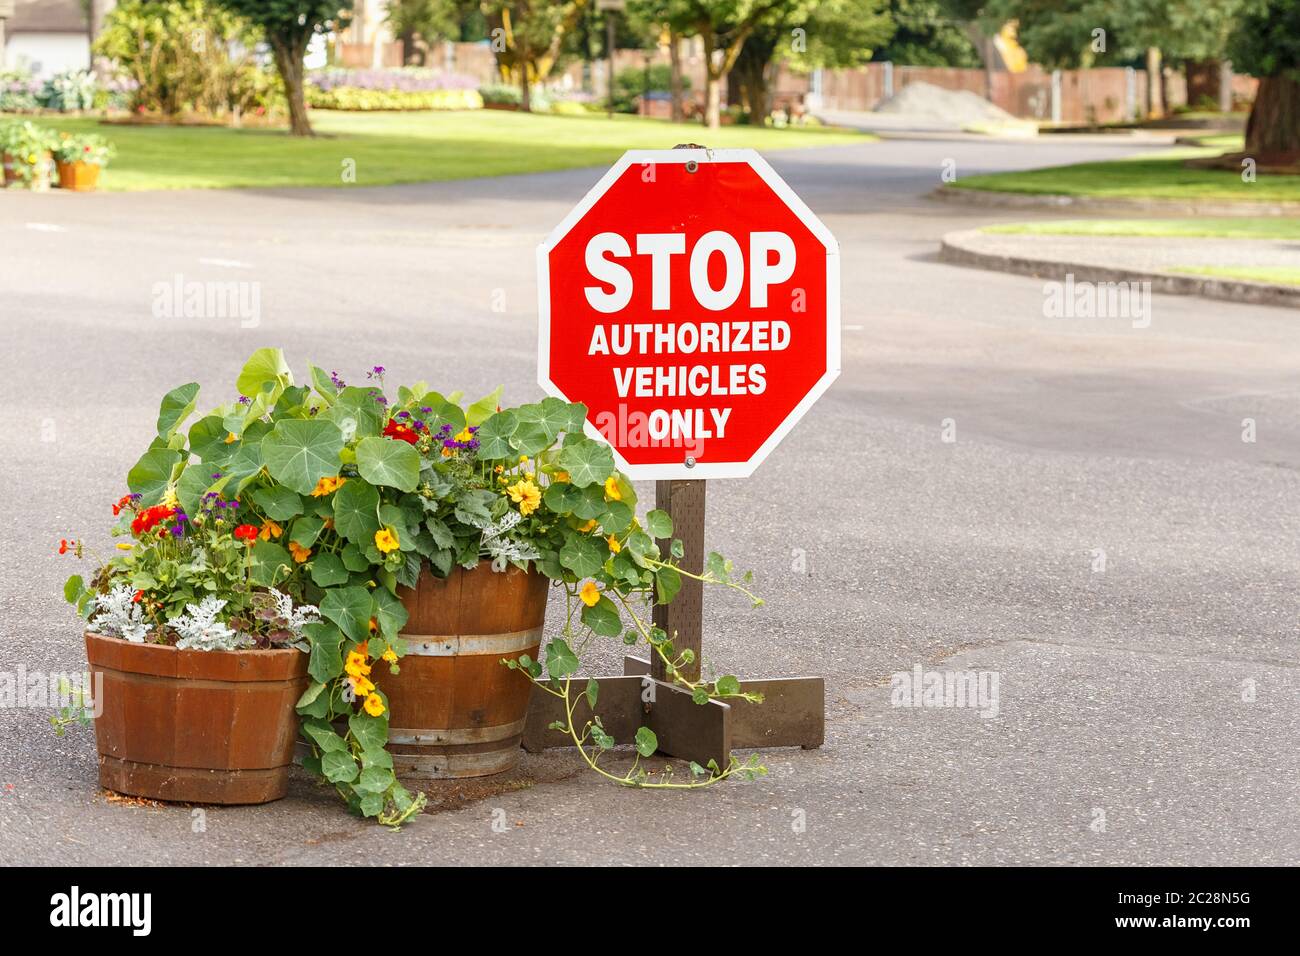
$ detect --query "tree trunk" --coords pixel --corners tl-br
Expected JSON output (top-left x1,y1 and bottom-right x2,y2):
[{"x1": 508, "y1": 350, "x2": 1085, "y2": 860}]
[
  {"x1": 1245, "y1": 74, "x2": 1300, "y2": 158},
  {"x1": 271, "y1": 35, "x2": 312, "y2": 137},
  {"x1": 519, "y1": 61, "x2": 531, "y2": 113},
  {"x1": 1146, "y1": 47, "x2": 1164, "y2": 119},
  {"x1": 704, "y1": 72, "x2": 721, "y2": 129},
  {"x1": 669, "y1": 30, "x2": 683, "y2": 123},
  {"x1": 1185, "y1": 59, "x2": 1223, "y2": 111}
]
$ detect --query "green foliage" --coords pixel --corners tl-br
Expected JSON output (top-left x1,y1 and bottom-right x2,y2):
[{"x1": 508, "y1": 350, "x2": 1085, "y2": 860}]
[
  {"x1": 871, "y1": 0, "x2": 980, "y2": 67},
  {"x1": 1228, "y1": 0, "x2": 1300, "y2": 76},
  {"x1": 93, "y1": 0, "x2": 280, "y2": 118},
  {"x1": 306, "y1": 86, "x2": 484, "y2": 110}
]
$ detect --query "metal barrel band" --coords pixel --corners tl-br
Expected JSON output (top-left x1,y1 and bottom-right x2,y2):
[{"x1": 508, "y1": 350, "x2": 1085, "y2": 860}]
[
  {"x1": 387, "y1": 716, "x2": 528, "y2": 746},
  {"x1": 398, "y1": 626, "x2": 543, "y2": 657}
]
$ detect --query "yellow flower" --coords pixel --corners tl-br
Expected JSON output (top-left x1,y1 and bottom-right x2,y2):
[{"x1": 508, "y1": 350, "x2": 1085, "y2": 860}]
[
  {"x1": 579, "y1": 581, "x2": 601, "y2": 607},
  {"x1": 161, "y1": 485, "x2": 179, "y2": 509},
  {"x1": 519, "y1": 455, "x2": 528, "y2": 463},
  {"x1": 345, "y1": 649, "x2": 371, "y2": 678},
  {"x1": 363, "y1": 693, "x2": 386, "y2": 717},
  {"x1": 506, "y1": 479, "x2": 541, "y2": 516},
  {"x1": 224, "y1": 432, "x2": 238, "y2": 444},
  {"x1": 576, "y1": 519, "x2": 598, "y2": 533},
  {"x1": 350, "y1": 675, "x2": 376, "y2": 698},
  {"x1": 288, "y1": 540, "x2": 311, "y2": 563},
  {"x1": 381, "y1": 647, "x2": 398, "y2": 663},
  {"x1": 606, "y1": 534, "x2": 622, "y2": 554},
  {"x1": 553, "y1": 471, "x2": 570, "y2": 483},
  {"x1": 454, "y1": 427, "x2": 473, "y2": 443},
  {"x1": 259, "y1": 520, "x2": 282, "y2": 540},
  {"x1": 494, "y1": 465, "x2": 504, "y2": 474},
  {"x1": 115, "y1": 542, "x2": 133, "y2": 551},
  {"x1": 375, "y1": 527, "x2": 400, "y2": 553},
  {"x1": 310, "y1": 476, "x2": 345, "y2": 497},
  {"x1": 604, "y1": 477, "x2": 622, "y2": 501},
  {"x1": 26, "y1": 153, "x2": 36, "y2": 164}
]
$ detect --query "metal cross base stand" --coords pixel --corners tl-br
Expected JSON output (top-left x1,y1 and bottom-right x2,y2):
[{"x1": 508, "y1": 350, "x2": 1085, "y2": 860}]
[{"x1": 522, "y1": 479, "x2": 825, "y2": 769}]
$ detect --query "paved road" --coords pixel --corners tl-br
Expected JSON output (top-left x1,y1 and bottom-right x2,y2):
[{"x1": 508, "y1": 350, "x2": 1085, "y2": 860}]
[{"x1": 2, "y1": 135, "x2": 1297, "y2": 865}]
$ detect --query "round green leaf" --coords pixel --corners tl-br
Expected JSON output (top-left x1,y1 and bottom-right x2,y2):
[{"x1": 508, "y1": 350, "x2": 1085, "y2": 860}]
[
  {"x1": 260, "y1": 419, "x2": 344, "y2": 496},
  {"x1": 333, "y1": 479, "x2": 380, "y2": 546},
  {"x1": 356, "y1": 436, "x2": 420, "y2": 492},
  {"x1": 581, "y1": 596, "x2": 622, "y2": 637},
  {"x1": 558, "y1": 438, "x2": 616, "y2": 488}
]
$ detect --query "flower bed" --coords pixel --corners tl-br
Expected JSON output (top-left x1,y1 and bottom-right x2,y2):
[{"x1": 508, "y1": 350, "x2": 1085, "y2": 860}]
[
  {"x1": 306, "y1": 68, "x2": 483, "y2": 111},
  {"x1": 62, "y1": 350, "x2": 767, "y2": 825}
]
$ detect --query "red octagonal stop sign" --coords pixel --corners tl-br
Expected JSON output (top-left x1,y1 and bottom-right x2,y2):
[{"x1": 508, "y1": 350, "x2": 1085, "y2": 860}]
[{"x1": 537, "y1": 148, "x2": 840, "y2": 479}]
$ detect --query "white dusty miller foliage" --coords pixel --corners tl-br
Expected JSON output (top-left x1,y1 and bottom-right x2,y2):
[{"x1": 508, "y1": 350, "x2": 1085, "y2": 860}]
[
  {"x1": 171, "y1": 596, "x2": 250, "y2": 652},
  {"x1": 265, "y1": 588, "x2": 321, "y2": 637},
  {"x1": 89, "y1": 584, "x2": 152, "y2": 643},
  {"x1": 481, "y1": 511, "x2": 541, "y2": 572}
]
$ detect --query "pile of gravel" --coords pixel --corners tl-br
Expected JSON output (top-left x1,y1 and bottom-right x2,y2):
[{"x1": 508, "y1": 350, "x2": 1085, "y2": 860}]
[{"x1": 874, "y1": 81, "x2": 1015, "y2": 123}]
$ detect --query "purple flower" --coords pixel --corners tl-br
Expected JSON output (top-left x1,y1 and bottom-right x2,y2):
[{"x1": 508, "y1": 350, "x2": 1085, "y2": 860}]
[
  {"x1": 413, "y1": 420, "x2": 425, "y2": 430},
  {"x1": 368, "y1": 366, "x2": 385, "y2": 379},
  {"x1": 419, "y1": 406, "x2": 432, "y2": 415},
  {"x1": 237, "y1": 395, "x2": 251, "y2": 405},
  {"x1": 396, "y1": 410, "x2": 409, "y2": 419},
  {"x1": 330, "y1": 370, "x2": 346, "y2": 388},
  {"x1": 211, "y1": 472, "x2": 222, "y2": 480},
  {"x1": 468, "y1": 425, "x2": 479, "y2": 433}
]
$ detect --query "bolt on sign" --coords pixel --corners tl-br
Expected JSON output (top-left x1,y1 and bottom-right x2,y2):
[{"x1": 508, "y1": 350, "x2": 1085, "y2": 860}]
[{"x1": 537, "y1": 148, "x2": 840, "y2": 479}]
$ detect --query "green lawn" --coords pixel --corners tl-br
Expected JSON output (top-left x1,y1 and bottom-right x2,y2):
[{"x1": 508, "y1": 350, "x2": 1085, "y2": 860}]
[
  {"x1": 5, "y1": 110, "x2": 872, "y2": 191},
  {"x1": 983, "y1": 218, "x2": 1300, "y2": 240},
  {"x1": 951, "y1": 145, "x2": 1300, "y2": 203},
  {"x1": 1168, "y1": 265, "x2": 1300, "y2": 285}
]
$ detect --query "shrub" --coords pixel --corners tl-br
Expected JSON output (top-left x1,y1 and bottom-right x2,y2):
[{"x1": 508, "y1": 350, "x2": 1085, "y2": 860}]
[
  {"x1": 611, "y1": 64, "x2": 689, "y2": 113},
  {"x1": 92, "y1": 0, "x2": 276, "y2": 121},
  {"x1": 37, "y1": 70, "x2": 97, "y2": 111},
  {"x1": 478, "y1": 83, "x2": 522, "y2": 107},
  {"x1": 304, "y1": 87, "x2": 483, "y2": 111}
]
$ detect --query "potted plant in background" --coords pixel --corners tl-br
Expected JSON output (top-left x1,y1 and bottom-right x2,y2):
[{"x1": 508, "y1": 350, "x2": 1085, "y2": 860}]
[
  {"x1": 1, "y1": 120, "x2": 56, "y2": 191},
  {"x1": 54, "y1": 132, "x2": 115, "y2": 191}
]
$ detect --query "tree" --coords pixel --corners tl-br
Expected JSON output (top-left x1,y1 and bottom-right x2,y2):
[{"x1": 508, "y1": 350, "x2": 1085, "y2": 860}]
[
  {"x1": 730, "y1": 0, "x2": 893, "y2": 120},
  {"x1": 476, "y1": 1, "x2": 590, "y2": 112},
  {"x1": 214, "y1": 0, "x2": 352, "y2": 135},
  {"x1": 633, "y1": 0, "x2": 796, "y2": 129},
  {"x1": 387, "y1": 0, "x2": 460, "y2": 65},
  {"x1": 1229, "y1": 0, "x2": 1300, "y2": 157},
  {"x1": 871, "y1": 0, "x2": 981, "y2": 67}
]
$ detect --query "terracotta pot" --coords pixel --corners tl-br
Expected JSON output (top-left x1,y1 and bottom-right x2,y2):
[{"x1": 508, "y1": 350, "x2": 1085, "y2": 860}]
[
  {"x1": 56, "y1": 160, "x2": 101, "y2": 191},
  {"x1": 384, "y1": 562, "x2": 549, "y2": 779},
  {"x1": 85, "y1": 631, "x2": 309, "y2": 804}
]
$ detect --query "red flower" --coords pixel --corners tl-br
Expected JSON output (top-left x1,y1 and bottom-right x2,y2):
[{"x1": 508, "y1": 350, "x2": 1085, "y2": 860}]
[
  {"x1": 131, "y1": 505, "x2": 174, "y2": 536},
  {"x1": 233, "y1": 524, "x2": 259, "y2": 543},
  {"x1": 382, "y1": 419, "x2": 421, "y2": 445},
  {"x1": 111, "y1": 494, "x2": 133, "y2": 516},
  {"x1": 132, "y1": 590, "x2": 144, "y2": 604},
  {"x1": 58, "y1": 539, "x2": 70, "y2": 554}
]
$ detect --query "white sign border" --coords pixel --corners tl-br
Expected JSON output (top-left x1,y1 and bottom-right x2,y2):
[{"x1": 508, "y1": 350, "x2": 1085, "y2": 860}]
[{"x1": 537, "y1": 148, "x2": 841, "y2": 481}]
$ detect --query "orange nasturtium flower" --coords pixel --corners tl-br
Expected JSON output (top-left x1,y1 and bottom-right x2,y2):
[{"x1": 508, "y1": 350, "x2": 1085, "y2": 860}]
[
  {"x1": 288, "y1": 541, "x2": 311, "y2": 563},
  {"x1": 374, "y1": 527, "x2": 400, "y2": 553},
  {"x1": 606, "y1": 535, "x2": 622, "y2": 555},
  {"x1": 381, "y1": 647, "x2": 398, "y2": 664},
  {"x1": 576, "y1": 519, "x2": 598, "y2": 534},
  {"x1": 579, "y1": 580, "x2": 601, "y2": 607},
  {"x1": 259, "y1": 519, "x2": 282, "y2": 540},
  {"x1": 345, "y1": 649, "x2": 371, "y2": 679},
  {"x1": 603, "y1": 477, "x2": 622, "y2": 501},
  {"x1": 363, "y1": 693, "x2": 386, "y2": 717},
  {"x1": 310, "y1": 475, "x2": 346, "y2": 497},
  {"x1": 350, "y1": 674, "x2": 376, "y2": 698}
]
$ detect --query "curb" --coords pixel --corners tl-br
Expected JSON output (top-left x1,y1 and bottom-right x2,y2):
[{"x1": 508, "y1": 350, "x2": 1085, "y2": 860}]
[
  {"x1": 938, "y1": 228, "x2": 1300, "y2": 310},
  {"x1": 930, "y1": 186, "x2": 1300, "y2": 218}
]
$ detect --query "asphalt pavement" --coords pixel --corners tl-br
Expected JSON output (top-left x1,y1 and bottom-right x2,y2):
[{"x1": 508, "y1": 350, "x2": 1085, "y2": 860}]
[{"x1": 1, "y1": 132, "x2": 1296, "y2": 865}]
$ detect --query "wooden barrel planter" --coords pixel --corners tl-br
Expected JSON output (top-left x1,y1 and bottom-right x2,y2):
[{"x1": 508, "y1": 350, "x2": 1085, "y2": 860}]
[
  {"x1": 385, "y1": 562, "x2": 549, "y2": 780},
  {"x1": 85, "y1": 632, "x2": 309, "y2": 804}
]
